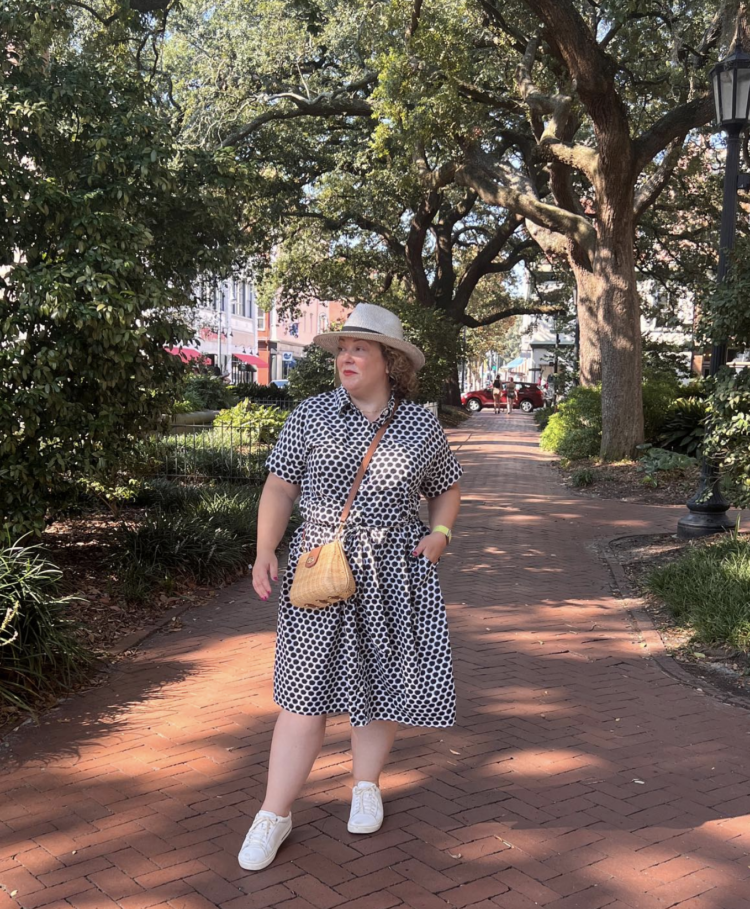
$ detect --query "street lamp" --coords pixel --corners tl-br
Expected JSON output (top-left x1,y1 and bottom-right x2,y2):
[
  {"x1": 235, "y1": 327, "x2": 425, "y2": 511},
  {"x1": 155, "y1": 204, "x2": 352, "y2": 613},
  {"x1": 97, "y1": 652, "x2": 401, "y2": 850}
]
[{"x1": 677, "y1": 45, "x2": 750, "y2": 538}]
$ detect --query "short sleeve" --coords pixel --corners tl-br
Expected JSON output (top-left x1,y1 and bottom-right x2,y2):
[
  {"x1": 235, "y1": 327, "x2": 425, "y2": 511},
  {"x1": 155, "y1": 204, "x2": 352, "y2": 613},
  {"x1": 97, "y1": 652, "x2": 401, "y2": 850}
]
[
  {"x1": 265, "y1": 402, "x2": 308, "y2": 485},
  {"x1": 420, "y1": 425, "x2": 463, "y2": 498}
]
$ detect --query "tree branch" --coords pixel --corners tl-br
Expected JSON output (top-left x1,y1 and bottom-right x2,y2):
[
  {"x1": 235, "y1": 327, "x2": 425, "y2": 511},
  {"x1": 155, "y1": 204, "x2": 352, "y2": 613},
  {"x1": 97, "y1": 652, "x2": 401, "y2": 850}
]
[
  {"x1": 633, "y1": 137, "x2": 685, "y2": 222},
  {"x1": 633, "y1": 95, "x2": 714, "y2": 172},
  {"x1": 462, "y1": 303, "x2": 566, "y2": 328},
  {"x1": 407, "y1": 0, "x2": 424, "y2": 39},
  {"x1": 219, "y1": 89, "x2": 374, "y2": 148},
  {"x1": 454, "y1": 149, "x2": 597, "y2": 255},
  {"x1": 454, "y1": 214, "x2": 525, "y2": 313}
]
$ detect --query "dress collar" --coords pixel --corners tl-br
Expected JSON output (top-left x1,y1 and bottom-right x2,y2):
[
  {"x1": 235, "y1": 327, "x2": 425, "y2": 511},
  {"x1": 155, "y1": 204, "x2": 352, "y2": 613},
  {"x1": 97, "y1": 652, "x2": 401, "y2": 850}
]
[{"x1": 335, "y1": 386, "x2": 397, "y2": 425}]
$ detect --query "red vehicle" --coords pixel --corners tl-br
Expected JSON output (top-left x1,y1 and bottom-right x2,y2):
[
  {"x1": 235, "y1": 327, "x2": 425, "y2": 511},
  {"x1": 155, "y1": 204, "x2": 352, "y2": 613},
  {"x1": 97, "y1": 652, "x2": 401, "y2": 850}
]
[{"x1": 461, "y1": 381, "x2": 543, "y2": 414}]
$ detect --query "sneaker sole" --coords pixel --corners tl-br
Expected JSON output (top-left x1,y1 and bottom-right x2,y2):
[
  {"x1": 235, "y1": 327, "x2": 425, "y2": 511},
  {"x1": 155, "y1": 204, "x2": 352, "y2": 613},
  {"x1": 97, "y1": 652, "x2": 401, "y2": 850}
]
[
  {"x1": 347, "y1": 818, "x2": 384, "y2": 834},
  {"x1": 237, "y1": 825, "x2": 291, "y2": 871}
]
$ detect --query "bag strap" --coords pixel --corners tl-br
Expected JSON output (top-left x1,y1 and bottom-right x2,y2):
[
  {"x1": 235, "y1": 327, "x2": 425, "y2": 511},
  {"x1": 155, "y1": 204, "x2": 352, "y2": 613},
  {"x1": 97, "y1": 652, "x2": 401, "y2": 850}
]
[{"x1": 337, "y1": 399, "x2": 401, "y2": 531}]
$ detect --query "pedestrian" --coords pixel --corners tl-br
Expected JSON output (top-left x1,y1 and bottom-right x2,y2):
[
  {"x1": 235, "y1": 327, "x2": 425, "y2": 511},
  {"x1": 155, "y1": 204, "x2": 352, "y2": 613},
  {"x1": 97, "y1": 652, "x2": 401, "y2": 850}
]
[
  {"x1": 505, "y1": 377, "x2": 517, "y2": 415},
  {"x1": 492, "y1": 374, "x2": 503, "y2": 414},
  {"x1": 239, "y1": 302, "x2": 463, "y2": 871}
]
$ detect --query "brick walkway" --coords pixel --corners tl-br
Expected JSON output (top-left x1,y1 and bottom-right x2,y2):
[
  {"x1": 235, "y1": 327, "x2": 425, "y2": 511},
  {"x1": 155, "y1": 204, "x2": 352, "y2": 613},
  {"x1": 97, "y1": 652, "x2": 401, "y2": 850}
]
[{"x1": 2, "y1": 412, "x2": 749, "y2": 909}]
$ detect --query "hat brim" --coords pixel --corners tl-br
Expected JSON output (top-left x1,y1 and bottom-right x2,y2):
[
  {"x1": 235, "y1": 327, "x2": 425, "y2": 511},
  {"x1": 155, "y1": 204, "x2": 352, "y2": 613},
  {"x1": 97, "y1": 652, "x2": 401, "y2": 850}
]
[{"x1": 313, "y1": 330, "x2": 425, "y2": 371}]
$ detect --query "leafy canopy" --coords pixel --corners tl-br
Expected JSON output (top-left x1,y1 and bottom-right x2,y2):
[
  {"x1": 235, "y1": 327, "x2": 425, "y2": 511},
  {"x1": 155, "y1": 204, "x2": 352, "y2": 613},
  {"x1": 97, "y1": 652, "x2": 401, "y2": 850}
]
[{"x1": 0, "y1": 1, "x2": 250, "y2": 535}]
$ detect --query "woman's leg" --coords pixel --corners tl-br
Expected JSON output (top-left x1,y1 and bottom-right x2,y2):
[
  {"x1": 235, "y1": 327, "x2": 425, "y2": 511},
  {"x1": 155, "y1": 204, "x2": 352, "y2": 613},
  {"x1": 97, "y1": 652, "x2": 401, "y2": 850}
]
[
  {"x1": 351, "y1": 720, "x2": 399, "y2": 785},
  {"x1": 261, "y1": 709, "x2": 327, "y2": 816}
]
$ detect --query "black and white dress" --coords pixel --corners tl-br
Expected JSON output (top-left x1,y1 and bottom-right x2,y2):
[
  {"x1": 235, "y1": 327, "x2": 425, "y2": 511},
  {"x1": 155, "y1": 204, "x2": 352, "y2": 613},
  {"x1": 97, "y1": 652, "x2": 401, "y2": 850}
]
[{"x1": 265, "y1": 386, "x2": 463, "y2": 728}]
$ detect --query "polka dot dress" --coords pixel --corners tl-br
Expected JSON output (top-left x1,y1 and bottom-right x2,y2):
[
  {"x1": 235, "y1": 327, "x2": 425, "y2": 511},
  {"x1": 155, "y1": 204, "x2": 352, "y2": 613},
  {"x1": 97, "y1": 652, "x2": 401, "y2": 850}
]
[{"x1": 265, "y1": 386, "x2": 463, "y2": 728}]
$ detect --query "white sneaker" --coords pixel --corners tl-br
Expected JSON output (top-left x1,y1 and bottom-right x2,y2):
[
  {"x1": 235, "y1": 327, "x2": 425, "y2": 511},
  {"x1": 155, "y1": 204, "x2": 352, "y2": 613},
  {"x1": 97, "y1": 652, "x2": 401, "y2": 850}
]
[
  {"x1": 347, "y1": 782, "x2": 384, "y2": 834},
  {"x1": 238, "y1": 810, "x2": 292, "y2": 870}
]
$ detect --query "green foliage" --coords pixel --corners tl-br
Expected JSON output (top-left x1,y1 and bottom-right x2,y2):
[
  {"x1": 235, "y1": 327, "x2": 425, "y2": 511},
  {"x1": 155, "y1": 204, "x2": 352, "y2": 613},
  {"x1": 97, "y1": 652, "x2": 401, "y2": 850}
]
[
  {"x1": 700, "y1": 237, "x2": 750, "y2": 348},
  {"x1": 213, "y1": 401, "x2": 288, "y2": 443},
  {"x1": 0, "y1": 540, "x2": 92, "y2": 712},
  {"x1": 287, "y1": 345, "x2": 336, "y2": 402},
  {"x1": 145, "y1": 421, "x2": 281, "y2": 482},
  {"x1": 438, "y1": 405, "x2": 471, "y2": 428},
  {"x1": 177, "y1": 375, "x2": 236, "y2": 411},
  {"x1": 0, "y1": 1, "x2": 249, "y2": 537},
  {"x1": 659, "y1": 397, "x2": 707, "y2": 456},
  {"x1": 539, "y1": 387, "x2": 602, "y2": 460},
  {"x1": 642, "y1": 370, "x2": 683, "y2": 443},
  {"x1": 570, "y1": 468, "x2": 595, "y2": 488},
  {"x1": 533, "y1": 408, "x2": 554, "y2": 431},
  {"x1": 230, "y1": 383, "x2": 291, "y2": 404},
  {"x1": 647, "y1": 533, "x2": 750, "y2": 653},
  {"x1": 117, "y1": 485, "x2": 262, "y2": 596},
  {"x1": 637, "y1": 445, "x2": 697, "y2": 487},
  {"x1": 702, "y1": 369, "x2": 750, "y2": 509}
]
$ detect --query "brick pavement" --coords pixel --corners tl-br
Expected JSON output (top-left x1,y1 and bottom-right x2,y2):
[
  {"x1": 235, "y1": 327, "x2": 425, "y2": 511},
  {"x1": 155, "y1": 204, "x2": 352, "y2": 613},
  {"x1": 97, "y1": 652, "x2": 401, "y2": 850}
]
[{"x1": 1, "y1": 411, "x2": 749, "y2": 909}]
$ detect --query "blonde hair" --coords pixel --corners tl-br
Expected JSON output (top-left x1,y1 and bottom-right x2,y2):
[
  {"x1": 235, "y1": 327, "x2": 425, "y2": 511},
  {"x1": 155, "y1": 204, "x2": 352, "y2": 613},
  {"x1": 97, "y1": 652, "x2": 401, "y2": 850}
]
[{"x1": 383, "y1": 346, "x2": 419, "y2": 400}]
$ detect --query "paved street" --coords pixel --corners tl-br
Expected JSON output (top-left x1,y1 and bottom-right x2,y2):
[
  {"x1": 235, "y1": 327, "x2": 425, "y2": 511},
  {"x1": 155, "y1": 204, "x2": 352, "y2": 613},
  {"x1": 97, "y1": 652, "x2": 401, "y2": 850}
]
[{"x1": 1, "y1": 411, "x2": 749, "y2": 909}]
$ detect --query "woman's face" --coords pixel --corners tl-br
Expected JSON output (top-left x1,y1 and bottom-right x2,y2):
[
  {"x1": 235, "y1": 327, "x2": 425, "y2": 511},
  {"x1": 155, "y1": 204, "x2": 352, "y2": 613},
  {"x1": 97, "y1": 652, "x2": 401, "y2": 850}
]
[{"x1": 336, "y1": 337, "x2": 389, "y2": 397}]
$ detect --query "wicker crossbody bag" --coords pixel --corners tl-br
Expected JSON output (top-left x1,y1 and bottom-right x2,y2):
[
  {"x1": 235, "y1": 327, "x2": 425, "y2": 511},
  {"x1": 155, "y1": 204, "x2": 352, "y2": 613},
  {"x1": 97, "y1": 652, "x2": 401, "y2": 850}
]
[{"x1": 289, "y1": 401, "x2": 401, "y2": 610}]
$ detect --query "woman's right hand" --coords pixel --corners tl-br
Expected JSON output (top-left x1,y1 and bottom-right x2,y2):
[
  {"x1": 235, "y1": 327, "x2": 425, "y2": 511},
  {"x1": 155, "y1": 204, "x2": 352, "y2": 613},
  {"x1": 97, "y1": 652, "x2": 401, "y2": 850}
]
[{"x1": 252, "y1": 550, "x2": 279, "y2": 601}]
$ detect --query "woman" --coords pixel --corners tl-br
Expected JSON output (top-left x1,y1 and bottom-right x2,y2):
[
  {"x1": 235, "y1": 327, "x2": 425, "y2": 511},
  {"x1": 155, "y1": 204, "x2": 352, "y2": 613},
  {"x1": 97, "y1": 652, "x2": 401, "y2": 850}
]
[
  {"x1": 492, "y1": 375, "x2": 502, "y2": 414},
  {"x1": 238, "y1": 303, "x2": 462, "y2": 871}
]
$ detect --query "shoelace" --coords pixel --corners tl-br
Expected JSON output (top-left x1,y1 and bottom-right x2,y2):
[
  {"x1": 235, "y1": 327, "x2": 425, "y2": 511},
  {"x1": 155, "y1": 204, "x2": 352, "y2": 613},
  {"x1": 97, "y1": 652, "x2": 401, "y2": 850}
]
[
  {"x1": 353, "y1": 786, "x2": 379, "y2": 816},
  {"x1": 247, "y1": 815, "x2": 277, "y2": 849}
]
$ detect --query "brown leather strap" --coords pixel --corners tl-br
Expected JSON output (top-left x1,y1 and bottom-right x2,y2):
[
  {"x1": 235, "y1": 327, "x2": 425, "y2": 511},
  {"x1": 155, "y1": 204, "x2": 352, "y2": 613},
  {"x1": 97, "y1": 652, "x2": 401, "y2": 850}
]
[{"x1": 338, "y1": 399, "x2": 401, "y2": 530}]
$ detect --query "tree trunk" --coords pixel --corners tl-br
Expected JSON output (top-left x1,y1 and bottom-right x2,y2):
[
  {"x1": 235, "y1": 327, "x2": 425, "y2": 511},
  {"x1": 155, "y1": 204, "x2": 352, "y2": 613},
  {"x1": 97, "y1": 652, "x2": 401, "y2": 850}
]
[
  {"x1": 573, "y1": 269, "x2": 601, "y2": 386},
  {"x1": 443, "y1": 361, "x2": 462, "y2": 406},
  {"x1": 596, "y1": 214, "x2": 644, "y2": 459}
]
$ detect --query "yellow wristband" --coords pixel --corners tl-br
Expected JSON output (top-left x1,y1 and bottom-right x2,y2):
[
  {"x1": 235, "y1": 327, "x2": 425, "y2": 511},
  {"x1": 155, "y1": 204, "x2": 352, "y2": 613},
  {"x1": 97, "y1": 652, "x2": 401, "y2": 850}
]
[{"x1": 432, "y1": 525, "x2": 452, "y2": 543}]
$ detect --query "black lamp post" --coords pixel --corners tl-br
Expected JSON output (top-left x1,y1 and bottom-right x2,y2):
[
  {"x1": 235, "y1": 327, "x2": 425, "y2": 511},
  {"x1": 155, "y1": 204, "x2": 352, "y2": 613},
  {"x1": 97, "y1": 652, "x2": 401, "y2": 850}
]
[{"x1": 677, "y1": 46, "x2": 750, "y2": 538}]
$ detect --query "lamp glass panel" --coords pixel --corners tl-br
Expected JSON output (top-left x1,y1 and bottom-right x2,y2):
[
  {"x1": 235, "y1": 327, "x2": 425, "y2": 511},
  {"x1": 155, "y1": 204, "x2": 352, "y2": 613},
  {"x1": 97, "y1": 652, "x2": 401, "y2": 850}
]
[
  {"x1": 719, "y1": 68, "x2": 735, "y2": 122},
  {"x1": 736, "y1": 67, "x2": 750, "y2": 121},
  {"x1": 713, "y1": 71, "x2": 723, "y2": 122}
]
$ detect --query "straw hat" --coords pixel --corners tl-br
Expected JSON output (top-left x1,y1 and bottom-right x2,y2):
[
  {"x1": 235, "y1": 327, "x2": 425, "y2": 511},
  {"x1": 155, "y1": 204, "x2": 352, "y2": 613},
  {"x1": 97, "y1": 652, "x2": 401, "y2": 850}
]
[{"x1": 313, "y1": 303, "x2": 425, "y2": 371}]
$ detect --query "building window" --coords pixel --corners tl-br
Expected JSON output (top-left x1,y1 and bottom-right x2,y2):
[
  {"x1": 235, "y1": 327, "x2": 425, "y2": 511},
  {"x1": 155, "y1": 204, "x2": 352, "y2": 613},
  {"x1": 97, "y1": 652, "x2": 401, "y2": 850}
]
[
  {"x1": 319, "y1": 314, "x2": 329, "y2": 333},
  {"x1": 257, "y1": 310, "x2": 266, "y2": 330},
  {"x1": 231, "y1": 280, "x2": 239, "y2": 315}
]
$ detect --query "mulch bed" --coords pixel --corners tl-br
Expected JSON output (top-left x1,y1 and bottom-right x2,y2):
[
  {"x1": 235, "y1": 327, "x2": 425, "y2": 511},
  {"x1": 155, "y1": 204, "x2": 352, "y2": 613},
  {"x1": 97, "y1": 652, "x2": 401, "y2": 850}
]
[
  {"x1": 556, "y1": 458, "x2": 700, "y2": 505},
  {"x1": 606, "y1": 533, "x2": 750, "y2": 703}
]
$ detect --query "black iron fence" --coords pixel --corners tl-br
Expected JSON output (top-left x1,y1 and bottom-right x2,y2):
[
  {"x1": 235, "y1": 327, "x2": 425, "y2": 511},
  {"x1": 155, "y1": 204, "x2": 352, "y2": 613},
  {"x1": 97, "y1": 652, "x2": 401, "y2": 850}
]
[{"x1": 148, "y1": 423, "x2": 274, "y2": 484}]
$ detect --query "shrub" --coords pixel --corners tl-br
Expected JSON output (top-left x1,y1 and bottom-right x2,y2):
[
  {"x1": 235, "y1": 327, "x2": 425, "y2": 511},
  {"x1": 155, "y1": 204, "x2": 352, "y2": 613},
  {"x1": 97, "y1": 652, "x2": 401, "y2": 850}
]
[
  {"x1": 702, "y1": 368, "x2": 750, "y2": 509},
  {"x1": 637, "y1": 445, "x2": 696, "y2": 486},
  {"x1": 539, "y1": 387, "x2": 602, "y2": 459},
  {"x1": 230, "y1": 382, "x2": 291, "y2": 404},
  {"x1": 642, "y1": 372, "x2": 683, "y2": 443},
  {"x1": 659, "y1": 397, "x2": 707, "y2": 456},
  {"x1": 178, "y1": 375, "x2": 236, "y2": 411},
  {"x1": 647, "y1": 533, "x2": 750, "y2": 652},
  {"x1": 213, "y1": 400, "x2": 288, "y2": 443},
  {"x1": 117, "y1": 486, "x2": 263, "y2": 595},
  {"x1": 570, "y1": 468, "x2": 595, "y2": 488},
  {"x1": 287, "y1": 345, "x2": 336, "y2": 402},
  {"x1": 533, "y1": 408, "x2": 554, "y2": 431},
  {"x1": 0, "y1": 541, "x2": 92, "y2": 712}
]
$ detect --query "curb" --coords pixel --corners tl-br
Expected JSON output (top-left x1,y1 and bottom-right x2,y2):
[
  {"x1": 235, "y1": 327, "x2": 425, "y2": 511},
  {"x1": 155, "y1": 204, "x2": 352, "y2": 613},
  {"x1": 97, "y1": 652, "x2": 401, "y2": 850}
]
[{"x1": 601, "y1": 535, "x2": 749, "y2": 713}]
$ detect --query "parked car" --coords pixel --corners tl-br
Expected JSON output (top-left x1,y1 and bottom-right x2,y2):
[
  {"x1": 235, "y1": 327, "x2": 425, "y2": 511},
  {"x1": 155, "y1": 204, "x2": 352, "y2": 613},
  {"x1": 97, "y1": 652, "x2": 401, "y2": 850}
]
[
  {"x1": 461, "y1": 381, "x2": 543, "y2": 414},
  {"x1": 270, "y1": 379, "x2": 289, "y2": 389}
]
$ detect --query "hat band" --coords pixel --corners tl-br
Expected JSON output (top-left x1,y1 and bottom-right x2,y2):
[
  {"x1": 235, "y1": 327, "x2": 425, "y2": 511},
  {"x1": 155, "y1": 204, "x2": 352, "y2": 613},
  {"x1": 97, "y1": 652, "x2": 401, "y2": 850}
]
[{"x1": 341, "y1": 325, "x2": 385, "y2": 336}]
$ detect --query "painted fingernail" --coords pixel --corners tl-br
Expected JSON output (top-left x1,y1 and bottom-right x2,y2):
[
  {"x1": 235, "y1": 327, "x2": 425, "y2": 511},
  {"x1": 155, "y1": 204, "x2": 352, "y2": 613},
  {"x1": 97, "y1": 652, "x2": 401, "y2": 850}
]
[{"x1": 273, "y1": 576, "x2": 278, "y2": 581}]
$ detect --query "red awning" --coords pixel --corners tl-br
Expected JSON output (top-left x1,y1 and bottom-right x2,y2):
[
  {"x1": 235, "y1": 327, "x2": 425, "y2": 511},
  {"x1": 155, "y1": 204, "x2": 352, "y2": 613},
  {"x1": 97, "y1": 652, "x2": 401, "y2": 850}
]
[
  {"x1": 234, "y1": 353, "x2": 268, "y2": 368},
  {"x1": 166, "y1": 347, "x2": 207, "y2": 363}
]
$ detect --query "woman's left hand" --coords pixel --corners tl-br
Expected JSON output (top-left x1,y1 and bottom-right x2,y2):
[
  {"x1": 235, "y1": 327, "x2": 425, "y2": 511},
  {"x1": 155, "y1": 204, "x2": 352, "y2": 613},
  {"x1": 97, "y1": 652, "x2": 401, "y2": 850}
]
[{"x1": 412, "y1": 532, "x2": 449, "y2": 565}]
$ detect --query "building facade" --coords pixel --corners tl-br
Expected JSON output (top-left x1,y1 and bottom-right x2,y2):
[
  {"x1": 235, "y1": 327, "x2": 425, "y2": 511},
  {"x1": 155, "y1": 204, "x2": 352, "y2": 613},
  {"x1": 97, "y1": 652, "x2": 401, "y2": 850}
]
[{"x1": 167, "y1": 276, "x2": 350, "y2": 385}]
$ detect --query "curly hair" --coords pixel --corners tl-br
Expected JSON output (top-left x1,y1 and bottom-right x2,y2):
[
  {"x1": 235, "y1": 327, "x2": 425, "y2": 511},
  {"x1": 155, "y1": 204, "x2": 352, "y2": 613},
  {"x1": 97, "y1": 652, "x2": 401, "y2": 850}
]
[{"x1": 383, "y1": 346, "x2": 419, "y2": 400}]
